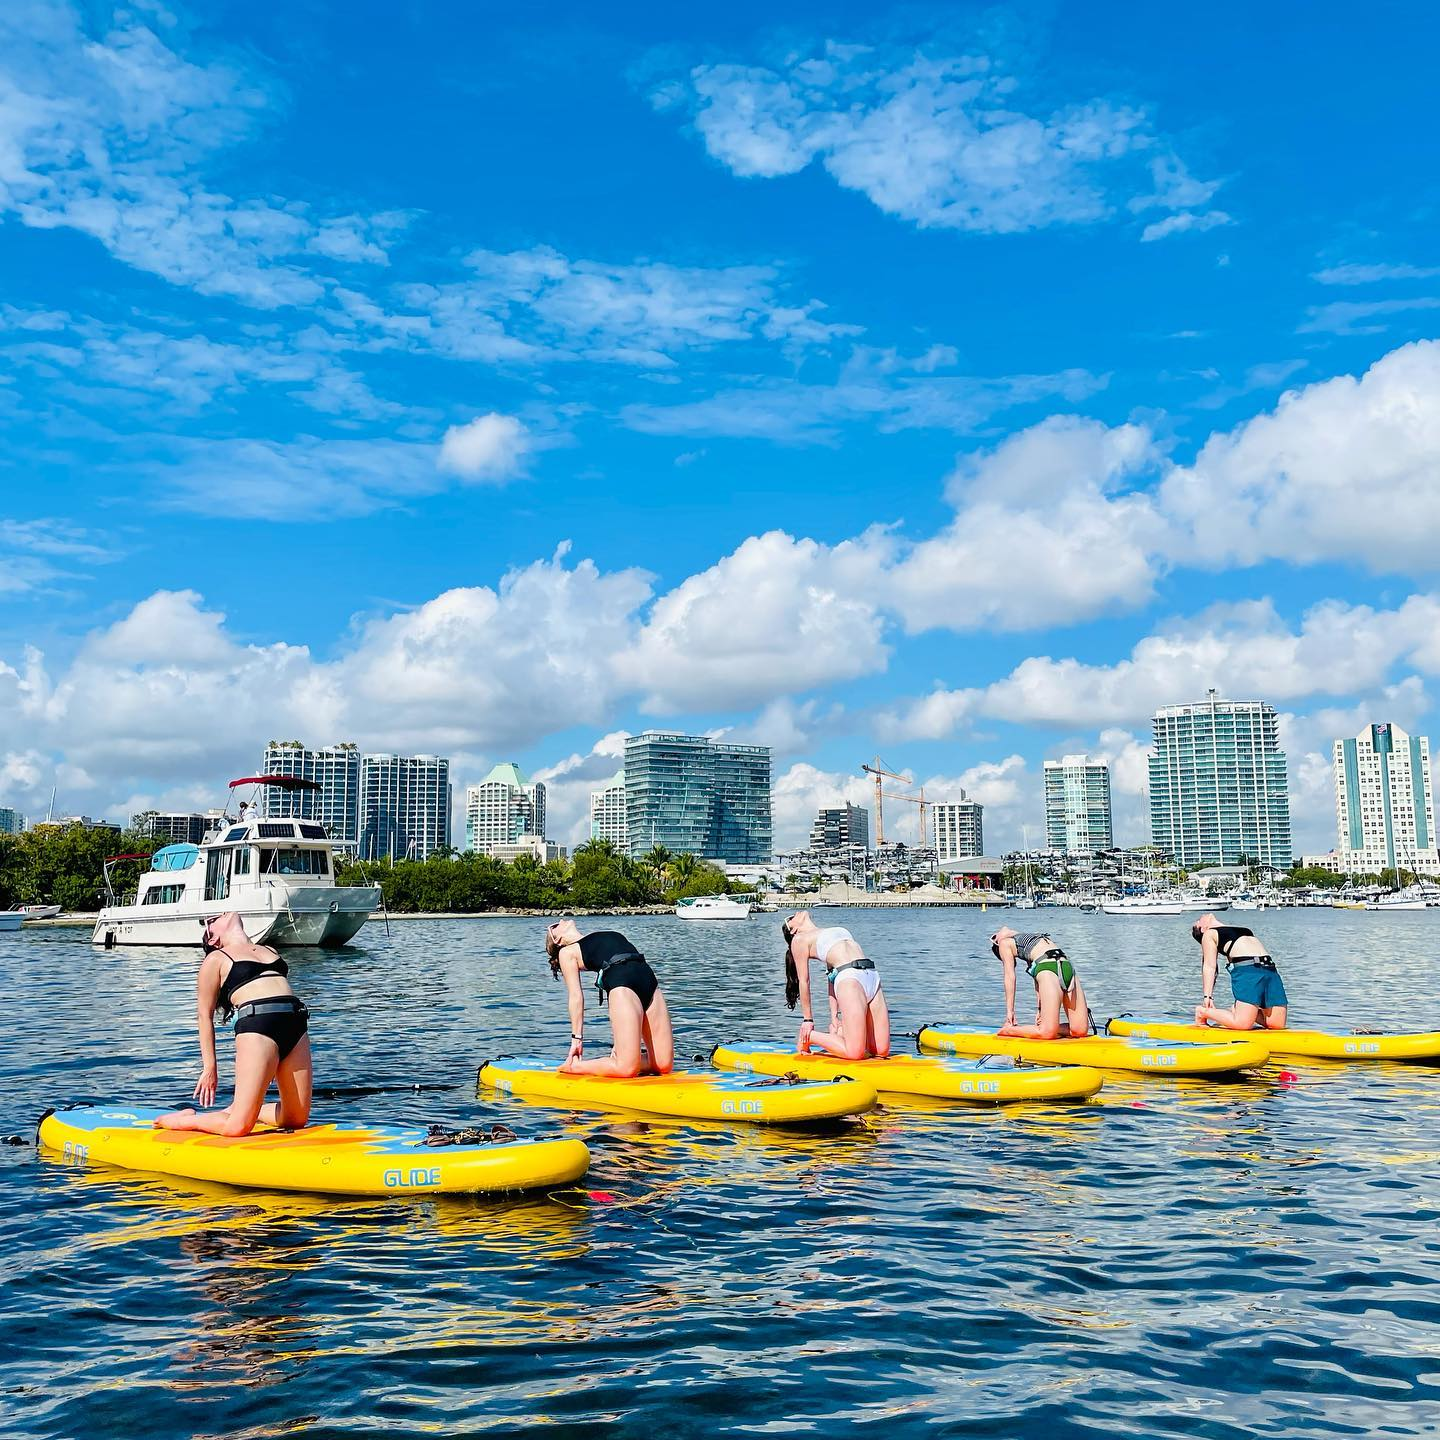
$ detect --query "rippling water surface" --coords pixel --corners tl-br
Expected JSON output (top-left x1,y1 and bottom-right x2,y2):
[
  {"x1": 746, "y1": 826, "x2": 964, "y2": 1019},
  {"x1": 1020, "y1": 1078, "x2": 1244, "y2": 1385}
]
[{"x1": 4, "y1": 908, "x2": 1440, "y2": 1438}]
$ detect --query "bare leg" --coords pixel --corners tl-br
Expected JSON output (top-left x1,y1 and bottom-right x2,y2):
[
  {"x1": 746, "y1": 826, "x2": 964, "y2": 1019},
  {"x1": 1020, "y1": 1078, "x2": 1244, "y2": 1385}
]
[
  {"x1": 156, "y1": 1034, "x2": 278, "y2": 1136},
  {"x1": 808, "y1": 982, "x2": 872, "y2": 1059},
  {"x1": 641, "y1": 990, "x2": 675, "y2": 1074},
  {"x1": 1000, "y1": 975, "x2": 1067, "y2": 1039},
  {"x1": 1064, "y1": 980, "x2": 1090, "y2": 1038},
  {"x1": 866, "y1": 989, "x2": 891, "y2": 1058},
  {"x1": 260, "y1": 1035, "x2": 313, "y2": 1129},
  {"x1": 1257, "y1": 1004, "x2": 1288, "y2": 1030},
  {"x1": 561, "y1": 988, "x2": 647, "y2": 1076},
  {"x1": 1195, "y1": 1000, "x2": 1261, "y2": 1030}
]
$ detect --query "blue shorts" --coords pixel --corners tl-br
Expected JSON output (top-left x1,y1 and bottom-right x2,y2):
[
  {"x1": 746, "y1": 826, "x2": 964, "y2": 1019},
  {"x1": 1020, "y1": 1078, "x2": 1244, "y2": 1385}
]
[{"x1": 1230, "y1": 963, "x2": 1288, "y2": 1011}]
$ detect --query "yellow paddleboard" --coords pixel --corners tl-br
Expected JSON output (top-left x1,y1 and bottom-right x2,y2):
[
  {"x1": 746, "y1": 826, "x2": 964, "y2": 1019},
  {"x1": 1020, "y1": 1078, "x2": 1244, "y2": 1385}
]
[
  {"x1": 1108, "y1": 1016, "x2": 1440, "y2": 1062},
  {"x1": 917, "y1": 1025, "x2": 1269, "y2": 1075},
  {"x1": 710, "y1": 1043, "x2": 1104, "y2": 1103},
  {"x1": 38, "y1": 1105, "x2": 590, "y2": 1196},
  {"x1": 479, "y1": 1056, "x2": 876, "y2": 1123}
]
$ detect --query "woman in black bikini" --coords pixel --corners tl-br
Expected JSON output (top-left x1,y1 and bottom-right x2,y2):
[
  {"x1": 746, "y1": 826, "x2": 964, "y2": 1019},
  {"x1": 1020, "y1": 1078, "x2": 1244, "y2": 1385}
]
[
  {"x1": 155, "y1": 911, "x2": 312, "y2": 1135},
  {"x1": 545, "y1": 919, "x2": 674, "y2": 1077}
]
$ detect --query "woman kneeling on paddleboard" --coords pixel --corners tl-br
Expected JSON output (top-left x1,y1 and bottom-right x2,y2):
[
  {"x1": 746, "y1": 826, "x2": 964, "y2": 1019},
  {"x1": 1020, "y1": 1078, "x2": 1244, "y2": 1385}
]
[
  {"x1": 155, "y1": 912, "x2": 312, "y2": 1136},
  {"x1": 545, "y1": 920, "x2": 675, "y2": 1077},
  {"x1": 990, "y1": 927, "x2": 1090, "y2": 1040},
  {"x1": 1191, "y1": 915, "x2": 1288, "y2": 1030},
  {"x1": 781, "y1": 912, "x2": 890, "y2": 1060}
]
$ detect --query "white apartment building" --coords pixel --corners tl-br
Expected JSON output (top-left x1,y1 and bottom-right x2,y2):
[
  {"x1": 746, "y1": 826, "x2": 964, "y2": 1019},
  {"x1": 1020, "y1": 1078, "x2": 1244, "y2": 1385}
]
[
  {"x1": 932, "y1": 797, "x2": 984, "y2": 863},
  {"x1": 262, "y1": 741, "x2": 362, "y2": 851},
  {"x1": 466, "y1": 763, "x2": 546, "y2": 855},
  {"x1": 589, "y1": 771, "x2": 627, "y2": 849},
  {"x1": 1043, "y1": 756, "x2": 1113, "y2": 854},
  {"x1": 1333, "y1": 722, "x2": 1440, "y2": 876},
  {"x1": 360, "y1": 753, "x2": 452, "y2": 861}
]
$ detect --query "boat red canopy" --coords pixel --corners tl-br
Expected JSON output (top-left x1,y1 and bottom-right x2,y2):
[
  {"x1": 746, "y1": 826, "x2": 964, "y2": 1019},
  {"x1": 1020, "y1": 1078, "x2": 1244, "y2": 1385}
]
[{"x1": 228, "y1": 775, "x2": 322, "y2": 791}]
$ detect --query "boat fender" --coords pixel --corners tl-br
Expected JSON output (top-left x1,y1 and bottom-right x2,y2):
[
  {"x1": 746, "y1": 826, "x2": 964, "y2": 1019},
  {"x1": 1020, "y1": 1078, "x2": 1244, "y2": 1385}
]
[{"x1": 103, "y1": 929, "x2": 115, "y2": 949}]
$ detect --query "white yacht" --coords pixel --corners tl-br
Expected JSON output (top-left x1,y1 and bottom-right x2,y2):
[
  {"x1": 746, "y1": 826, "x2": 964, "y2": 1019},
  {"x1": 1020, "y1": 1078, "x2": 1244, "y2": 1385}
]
[
  {"x1": 92, "y1": 775, "x2": 381, "y2": 948},
  {"x1": 675, "y1": 895, "x2": 753, "y2": 920},
  {"x1": 1101, "y1": 896, "x2": 1186, "y2": 916}
]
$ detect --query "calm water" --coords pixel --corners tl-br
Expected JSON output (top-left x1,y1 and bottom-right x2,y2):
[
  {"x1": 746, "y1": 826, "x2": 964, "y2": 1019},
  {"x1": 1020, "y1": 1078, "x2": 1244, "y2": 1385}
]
[{"x1": 4, "y1": 908, "x2": 1440, "y2": 1438}]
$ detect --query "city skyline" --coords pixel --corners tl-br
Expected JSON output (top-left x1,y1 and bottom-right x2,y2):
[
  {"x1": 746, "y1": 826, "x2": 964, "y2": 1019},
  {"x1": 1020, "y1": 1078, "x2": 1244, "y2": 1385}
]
[{"x1": 2, "y1": 4, "x2": 1439, "y2": 859}]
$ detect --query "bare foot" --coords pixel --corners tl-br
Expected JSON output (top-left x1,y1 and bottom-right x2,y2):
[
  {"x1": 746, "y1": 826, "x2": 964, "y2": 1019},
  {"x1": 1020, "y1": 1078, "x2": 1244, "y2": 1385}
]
[{"x1": 154, "y1": 1108, "x2": 198, "y2": 1130}]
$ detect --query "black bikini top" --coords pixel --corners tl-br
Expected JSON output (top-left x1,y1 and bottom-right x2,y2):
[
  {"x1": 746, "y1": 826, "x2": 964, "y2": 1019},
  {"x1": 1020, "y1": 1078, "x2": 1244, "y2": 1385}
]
[{"x1": 216, "y1": 948, "x2": 289, "y2": 1014}]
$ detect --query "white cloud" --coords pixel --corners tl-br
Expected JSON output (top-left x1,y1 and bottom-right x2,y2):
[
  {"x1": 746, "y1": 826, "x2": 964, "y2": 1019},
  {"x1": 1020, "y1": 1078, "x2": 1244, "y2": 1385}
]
[
  {"x1": 1297, "y1": 297, "x2": 1440, "y2": 336},
  {"x1": 617, "y1": 531, "x2": 890, "y2": 711},
  {"x1": 656, "y1": 42, "x2": 1225, "y2": 240},
  {"x1": 438, "y1": 414, "x2": 531, "y2": 482},
  {"x1": 531, "y1": 731, "x2": 631, "y2": 846},
  {"x1": 1139, "y1": 209, "x2": 1231, "y2": 242},
  {"x1": 1161, "y1": 340, "x2": 1440, "y2": 572},
  {"x1": 1314, "y1": 262, "x2": 1440, "y2": 286}
]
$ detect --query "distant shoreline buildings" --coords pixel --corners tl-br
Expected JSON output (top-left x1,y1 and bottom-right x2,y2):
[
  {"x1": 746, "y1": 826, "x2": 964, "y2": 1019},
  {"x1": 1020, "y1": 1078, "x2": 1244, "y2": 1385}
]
[
  {"x1": 1331, "y1": 722, "x2": 1439, "y2": 876},
  {"x1": 1044, "y1": 756, "x2": 1112, "y2": 855}
]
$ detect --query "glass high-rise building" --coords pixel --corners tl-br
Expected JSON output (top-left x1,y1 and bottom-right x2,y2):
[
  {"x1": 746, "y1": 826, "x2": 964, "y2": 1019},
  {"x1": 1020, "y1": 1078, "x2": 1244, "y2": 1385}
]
[
  {"x1": 1333, "y1": 722, "x2": 1439, "y2": 875},
  {"x1": 1044, "y1": 756, "x2": 1113, "y2": 854},
  {"x1": 589, "y1": 771, "x2": 628, "y2": 849},
  {"x1": 131, "y1": 810, "x2": 222, "y2": 844},
  {"x1": 809, "y1": 802, "x2": 870, "y2": 851},
  {"x1": 1148, "y1": 692, "x2": 1292, "y2": 868},
  {"x1": 262, "y1": 742, "x2": 362, "y2": 851},
  {"x1": 360, "y1": 754, "x2": 451, "y2": 862},
  {"x1": 466, "y1": 763, "x2": 546, "y2": 854},
  {"x1": 623, "y1": 733, "x2": 772, "y2": 863},
  {"x1": 0, "y1": 807, "x2": 25, "y2": 835},
  {"x1": 932, "y1": 798, "x2": 984, "y2": 862}
]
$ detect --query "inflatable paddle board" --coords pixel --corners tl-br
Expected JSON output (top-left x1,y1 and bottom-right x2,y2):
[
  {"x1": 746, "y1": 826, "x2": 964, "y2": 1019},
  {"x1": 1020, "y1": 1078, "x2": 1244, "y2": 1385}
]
[
  {"x1": 710, "y1": 1043, "x2": 1104, "y2": 1103},
  {"x1": 478, "y1": 1057, "x2": 876, "y2": 1123},
  {"x1": 38, "y1": 1105, "x2": 590, "y2": 1196},
  {"x1": 1107, "y1": 1016, "x2": 1440, "y2": 1062},
  {"x1": 917, "y1": 1026, "x2": 1269, "y2": 1075}
]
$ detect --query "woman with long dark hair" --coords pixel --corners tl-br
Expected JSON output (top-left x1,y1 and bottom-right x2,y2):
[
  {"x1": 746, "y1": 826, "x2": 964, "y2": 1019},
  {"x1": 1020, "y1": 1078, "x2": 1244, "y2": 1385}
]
[
  {"x1": 155, "y1": 912, "x2": 312, "y2": 1135},
  {"x1": 780, "y1": 911, "x2": 890, "y2": 1060},
  {"x1": 544, "y1": 919, "x2": 675, "y2": 1077}
]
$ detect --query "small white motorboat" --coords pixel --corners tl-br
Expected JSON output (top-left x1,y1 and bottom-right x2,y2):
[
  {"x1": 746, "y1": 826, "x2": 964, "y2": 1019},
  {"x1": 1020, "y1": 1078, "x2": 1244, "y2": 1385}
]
[
  {"x1": 17, "y1": 904, "x2": 62, "y2": 920},
  {"x1": 675, "y1": 895, "x2": 753, "y2": 920}
]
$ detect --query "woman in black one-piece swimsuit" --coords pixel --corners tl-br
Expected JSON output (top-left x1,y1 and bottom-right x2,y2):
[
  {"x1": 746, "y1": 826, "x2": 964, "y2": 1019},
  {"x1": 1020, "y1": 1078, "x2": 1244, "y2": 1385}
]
[
  {"x1": 155, "y1": 911, "x2": 313, "y2": 1135},
  {"x1": 545, "y1": 918, "x2": 674, "y2": 1077}
]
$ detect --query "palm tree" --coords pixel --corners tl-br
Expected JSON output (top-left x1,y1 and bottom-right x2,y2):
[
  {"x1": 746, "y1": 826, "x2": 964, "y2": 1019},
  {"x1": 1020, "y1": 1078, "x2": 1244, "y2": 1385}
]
[
  {"x1": 669, "y1": 852, "x2": 700, "y2": 885},
  {"x1": 644, "y1": 844, "x2": 674, "y2": 872},
  {"x1": 574, "y1": 838, "x2": 618, "y2": 862}
]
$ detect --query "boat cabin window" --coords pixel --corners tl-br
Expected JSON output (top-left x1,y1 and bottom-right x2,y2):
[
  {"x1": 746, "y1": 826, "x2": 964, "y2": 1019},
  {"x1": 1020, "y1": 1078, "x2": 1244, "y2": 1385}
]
[
  {"x1": 232, "y1": 847, "x2": 253, "y2": 877},
  {"x1": 258, "y1": 823, "x2": 296, "y2": 839},
  {"x1": 141, "y1": 884, "x2": 185, "y2": 905},
  {"x1": 299, "y1": 823, "x2": 328, "y2": 840},
  {"x1": 259, "y1": 847, "x2": 330, "y2": 877}
]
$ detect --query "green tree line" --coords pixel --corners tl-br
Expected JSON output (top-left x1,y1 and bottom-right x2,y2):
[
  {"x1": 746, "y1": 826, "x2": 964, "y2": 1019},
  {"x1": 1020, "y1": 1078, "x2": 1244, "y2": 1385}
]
[
  {"x1": 0, "y1": 824, "x2": 153, "y2": 910},
  {"x1": 336, "y1": 839, "x2": 752, "y2": 913}
]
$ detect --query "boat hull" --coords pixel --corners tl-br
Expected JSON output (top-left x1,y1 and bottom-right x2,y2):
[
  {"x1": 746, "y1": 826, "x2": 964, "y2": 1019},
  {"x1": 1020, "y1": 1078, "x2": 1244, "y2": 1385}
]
[
  {"x1": 91, "y1": 886, "x2": 380, "y2": 947},
  {"x1": 0, "y1": 912, "x2": 23, "y2": 932}
]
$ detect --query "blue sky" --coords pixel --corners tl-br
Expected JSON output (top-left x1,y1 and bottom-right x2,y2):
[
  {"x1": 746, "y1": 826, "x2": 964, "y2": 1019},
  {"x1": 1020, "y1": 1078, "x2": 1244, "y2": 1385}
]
[{"x1": 2, "y1": 0, "x2": 1439, "y2": 851}]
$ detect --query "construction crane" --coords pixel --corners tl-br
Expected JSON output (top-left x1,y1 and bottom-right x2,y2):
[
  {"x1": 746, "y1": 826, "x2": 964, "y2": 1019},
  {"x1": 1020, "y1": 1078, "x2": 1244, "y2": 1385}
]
[
  {"x1": 862, "y1": 758, "x2": 915, "y2": 847},
  {"x1": 883, "y1": 784, "x2": 931, "y2": 848}
]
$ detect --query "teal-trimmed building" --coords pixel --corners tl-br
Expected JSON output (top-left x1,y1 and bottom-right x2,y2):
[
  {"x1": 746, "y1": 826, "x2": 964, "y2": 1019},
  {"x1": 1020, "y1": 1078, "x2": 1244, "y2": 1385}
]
[
  {"x1": 1148, "y1": 692, "x2": 1292, "y2": 869},
  {"x1": 1333, "y1": 723, "x2": 1439, "y2": 876},
  {"x1": 623, "y1": 732, "x2": 771, "y2": 863}
]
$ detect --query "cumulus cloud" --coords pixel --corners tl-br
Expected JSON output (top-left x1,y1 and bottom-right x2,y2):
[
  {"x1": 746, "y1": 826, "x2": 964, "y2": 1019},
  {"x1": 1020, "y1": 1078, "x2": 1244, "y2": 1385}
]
[
  {"x1": 438, "y1": 413, "x2": 531, "y2": 482},
  {"x1": 617, "y1": 531, "x2": 891, "y2": 711},
  {"x1": 655, "y1": 41, "x2": 1225, "y2": 240},
  {"x1": 1161, "y1": 341, "x2": 1440, "y2": 572},
  {"x1": 1314, "y1": 262, "x2": 1440, "y2": 285},
  {"x1": 879, "y1": 594, "x2": 1440, "y2": 742}
]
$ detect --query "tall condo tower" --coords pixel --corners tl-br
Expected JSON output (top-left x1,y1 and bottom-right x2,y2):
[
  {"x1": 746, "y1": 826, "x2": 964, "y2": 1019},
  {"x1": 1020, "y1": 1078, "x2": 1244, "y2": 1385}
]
[
  {"x1": 588, "y1": 771, "x2": 628, "y2": 849},
  {"x1": 1148, "y1": 692, "x2": 1292, "y2": 868},
  {"x1": 261, "y1": 741, "x2": 362, "y2": 852},
  {"x1": 1333, "y1": 722, "x2": 1439, "y2": 875},
  {"x1": 466, "y1": 763, "x2": 547, "y2": 854},
  {"x1": 359, "y1": 754, "x2": 451, "y2": 862},
  {"x1": 1043, "y1": 756, "x2": 1113, "y2": 854},
  {"x1": 623, "y1": 732, "x2": 772, "y2": 863},
  {"x1": 809, "y1": 802, "x2": 870, "y2": 851},
  {"x1": 931, "y1": 797, "x2": 984, "y2": 862}
]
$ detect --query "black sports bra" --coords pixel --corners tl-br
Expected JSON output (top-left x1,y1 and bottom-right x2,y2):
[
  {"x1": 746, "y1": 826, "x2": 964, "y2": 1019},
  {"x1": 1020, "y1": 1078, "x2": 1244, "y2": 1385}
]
[{"x1": 216, "y1": 948, "x2": 289, "y2": 1015}]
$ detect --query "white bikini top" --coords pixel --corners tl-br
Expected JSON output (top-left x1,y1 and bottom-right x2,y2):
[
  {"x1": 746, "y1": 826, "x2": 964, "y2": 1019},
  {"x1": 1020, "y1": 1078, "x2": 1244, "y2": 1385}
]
[{"x1": 814, "y1": 927, "x2": 855, "y2": 964}]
